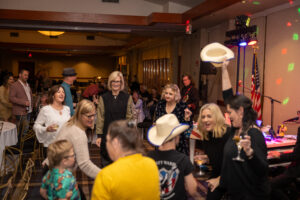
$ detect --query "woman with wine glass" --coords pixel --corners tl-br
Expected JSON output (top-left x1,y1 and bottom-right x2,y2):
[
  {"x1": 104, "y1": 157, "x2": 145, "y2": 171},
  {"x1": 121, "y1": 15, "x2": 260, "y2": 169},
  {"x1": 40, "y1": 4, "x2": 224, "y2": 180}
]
[
  {"x1": 34, "y1": 85, "x2": 71, "y2": 157},
  {"x1": 220, "y1": 60, "x2": 270, "y2": 199},
  {"x1": 196, "y1": 103, "x2": 230, "y2": 199}
]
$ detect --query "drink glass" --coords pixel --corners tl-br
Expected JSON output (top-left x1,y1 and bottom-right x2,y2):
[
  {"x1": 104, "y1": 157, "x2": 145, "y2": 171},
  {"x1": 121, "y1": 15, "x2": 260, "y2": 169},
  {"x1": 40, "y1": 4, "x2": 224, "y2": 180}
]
[
  {"x1": 195, "y1": 159, "x2": 205, "y2": 176},
  {"x1": 232, "y1": 135, "x2": 245, "y2": 162}
]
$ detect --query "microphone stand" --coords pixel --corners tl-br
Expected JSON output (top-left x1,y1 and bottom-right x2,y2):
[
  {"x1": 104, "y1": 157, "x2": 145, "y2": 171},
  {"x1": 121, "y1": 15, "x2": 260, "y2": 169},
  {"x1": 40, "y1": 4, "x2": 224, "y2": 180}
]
[
  {"x1": 238, "y1": 84, "x2": 282, "y2": 138},
  {"x1": 263, "y1": 95, "x2": 281, "y2": 137}
]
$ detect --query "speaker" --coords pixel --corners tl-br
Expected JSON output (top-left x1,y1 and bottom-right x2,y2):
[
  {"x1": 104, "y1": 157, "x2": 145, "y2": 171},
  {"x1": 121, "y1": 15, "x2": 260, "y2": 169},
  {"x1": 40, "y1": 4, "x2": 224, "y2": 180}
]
[{"x1": 200, "y1": 61, "x2": 217, "y2": 75}]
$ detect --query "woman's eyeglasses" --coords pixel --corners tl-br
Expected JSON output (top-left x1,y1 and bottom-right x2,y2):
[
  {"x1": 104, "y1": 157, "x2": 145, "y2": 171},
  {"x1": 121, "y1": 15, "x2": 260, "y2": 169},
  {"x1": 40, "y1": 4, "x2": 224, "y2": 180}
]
[
  {"x1": 111, "y1": 80, "x2": 121, "y2": 84},
  {"x1": 84, "y1": 114, "x2": 96, "y2": 119}
]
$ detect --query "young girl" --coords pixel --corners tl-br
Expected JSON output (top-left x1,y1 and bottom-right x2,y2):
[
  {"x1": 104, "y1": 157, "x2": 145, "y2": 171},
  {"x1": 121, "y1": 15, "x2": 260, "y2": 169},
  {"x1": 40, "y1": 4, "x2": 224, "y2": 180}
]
[{"x1": 40, "y1": 140, "x2": 81, "y2": 200}]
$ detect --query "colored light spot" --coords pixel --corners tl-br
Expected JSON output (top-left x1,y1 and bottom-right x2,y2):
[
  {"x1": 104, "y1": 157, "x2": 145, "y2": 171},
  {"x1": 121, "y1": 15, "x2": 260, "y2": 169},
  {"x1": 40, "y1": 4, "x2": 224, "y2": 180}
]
[
  {"x1": 293, "y1": 33, "x2": 299, "y2": 40},
  {"x1": 286, "y1": 22, "x2": 292, "y2": 27},
  {"x1": 298, "y1": 7, "x2": 300, "y2": 14},
  {"x1": 281, "y1": 48, "x2": 287, "y2": 54},
  {"x1": 288, "y1": 63, "x2": 295, "y2": 71},
  {"x1": 282, "y1": 97, "x2": 289, "y2": 105},
  {"x1": 276, "y1": 78, "x2": 282, "y2": 85},
  {"x1": 253, "y1": 1, "x2": 260, "y2": 5},
  {"x1": 289, "y1": 0, "x2": 293, "y2": 5}
]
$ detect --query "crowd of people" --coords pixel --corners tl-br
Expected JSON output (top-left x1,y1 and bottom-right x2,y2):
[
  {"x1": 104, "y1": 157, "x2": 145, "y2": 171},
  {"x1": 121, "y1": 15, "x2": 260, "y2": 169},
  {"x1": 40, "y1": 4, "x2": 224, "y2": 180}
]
[{"x1": 0, "y1": 60, "x2": 299, "y2": 200}]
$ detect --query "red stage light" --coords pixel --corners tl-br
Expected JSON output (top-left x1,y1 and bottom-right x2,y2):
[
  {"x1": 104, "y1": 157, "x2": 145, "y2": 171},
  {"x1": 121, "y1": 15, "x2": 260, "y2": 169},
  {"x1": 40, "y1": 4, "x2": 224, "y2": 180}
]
[{"x1": 28, "y1": 53, "x2": 32, "y2": 58}]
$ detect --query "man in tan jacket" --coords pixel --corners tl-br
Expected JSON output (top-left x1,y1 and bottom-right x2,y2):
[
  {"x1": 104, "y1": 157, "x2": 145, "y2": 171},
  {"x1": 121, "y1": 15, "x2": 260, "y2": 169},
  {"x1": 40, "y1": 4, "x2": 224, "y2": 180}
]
[{"x1": 9, "y1": 69, "x2": 33, "y2": 134}]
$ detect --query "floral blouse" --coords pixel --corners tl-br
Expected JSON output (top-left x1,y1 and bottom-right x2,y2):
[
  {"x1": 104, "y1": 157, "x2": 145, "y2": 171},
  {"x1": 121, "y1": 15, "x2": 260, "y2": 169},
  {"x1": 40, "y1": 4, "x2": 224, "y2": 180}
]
[
  {"x1": 154, "y1": 100, "x2": 192, "y2": 155},
  {"x1": 41, "y1": 168, "x2": 81, "y2": 200}
]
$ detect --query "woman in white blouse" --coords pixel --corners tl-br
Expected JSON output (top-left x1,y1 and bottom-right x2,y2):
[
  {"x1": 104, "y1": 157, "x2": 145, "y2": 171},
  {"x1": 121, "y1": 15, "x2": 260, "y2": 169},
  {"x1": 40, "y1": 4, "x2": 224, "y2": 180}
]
[{"x1": 34, "y1": 85, "x2": 70, "y2": 156}]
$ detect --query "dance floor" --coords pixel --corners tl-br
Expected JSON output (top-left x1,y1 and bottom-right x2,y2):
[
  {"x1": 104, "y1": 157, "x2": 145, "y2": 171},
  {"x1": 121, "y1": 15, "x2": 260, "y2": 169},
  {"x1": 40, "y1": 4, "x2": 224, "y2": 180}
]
[{"x1": 14, "y1": 141, "x2": 208, "y2": 200}]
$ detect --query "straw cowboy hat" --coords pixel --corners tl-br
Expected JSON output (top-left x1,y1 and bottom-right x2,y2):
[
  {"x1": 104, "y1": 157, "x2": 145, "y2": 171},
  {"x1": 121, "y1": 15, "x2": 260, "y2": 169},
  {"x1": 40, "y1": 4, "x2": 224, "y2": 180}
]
[
  {"x1": 147, "y1": 114, "x2": 190, "y2": 146},
  {"x1": 200, "y1": 42, "x2": 234, "y2": 67}
]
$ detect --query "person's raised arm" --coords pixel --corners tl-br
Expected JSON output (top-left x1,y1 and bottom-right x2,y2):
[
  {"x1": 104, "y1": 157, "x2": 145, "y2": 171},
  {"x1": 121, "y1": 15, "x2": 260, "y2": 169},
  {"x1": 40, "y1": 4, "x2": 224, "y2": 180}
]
[{"x1": 221, "y1": 60, "x2": 232, "y2": 91}]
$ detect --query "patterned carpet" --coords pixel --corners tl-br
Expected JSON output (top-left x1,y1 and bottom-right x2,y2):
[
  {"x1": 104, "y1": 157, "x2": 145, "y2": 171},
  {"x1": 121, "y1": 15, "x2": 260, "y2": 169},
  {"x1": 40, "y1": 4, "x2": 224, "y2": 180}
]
[{"x1": 2, "y1": 140, "x2": 208, "y2": 200}]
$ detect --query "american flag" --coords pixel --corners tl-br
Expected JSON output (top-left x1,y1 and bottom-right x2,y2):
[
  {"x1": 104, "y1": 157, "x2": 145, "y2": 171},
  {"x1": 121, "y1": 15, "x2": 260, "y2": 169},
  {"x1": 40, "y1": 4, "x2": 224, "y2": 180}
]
[{"x1": 251, "y1": 52, "x2": 262, "y2": 120}]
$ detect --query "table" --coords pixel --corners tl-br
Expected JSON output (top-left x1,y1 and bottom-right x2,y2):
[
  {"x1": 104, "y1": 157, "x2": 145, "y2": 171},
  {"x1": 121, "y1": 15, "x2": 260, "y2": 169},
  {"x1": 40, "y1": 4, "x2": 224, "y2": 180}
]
[{"x1": 0, "y1": 121, "x2": 18, "y2": 164}]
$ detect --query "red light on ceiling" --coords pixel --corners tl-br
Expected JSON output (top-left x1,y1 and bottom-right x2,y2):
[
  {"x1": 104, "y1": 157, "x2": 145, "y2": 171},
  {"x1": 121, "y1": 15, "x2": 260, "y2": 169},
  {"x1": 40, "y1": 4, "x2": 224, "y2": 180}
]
[
  {"x1": 289, "y1": 0, "x2": 293, "y2": 5},
  {"x1": 286, "y1": 22, "x2": 292, "y2": 27},
  {"x1": 28, "y1": 53, "x2": 32, "y2": 58}
]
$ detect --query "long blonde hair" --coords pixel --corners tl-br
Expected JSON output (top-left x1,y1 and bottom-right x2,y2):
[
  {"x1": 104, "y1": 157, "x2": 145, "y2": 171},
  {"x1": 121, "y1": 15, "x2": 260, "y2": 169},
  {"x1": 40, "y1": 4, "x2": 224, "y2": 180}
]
[
  {"x1": 197, "y1": 103, "x2": 227, "y2": 140},
  {"x1": 67, "y1": 99, "x2": 95, "y2": 126}
]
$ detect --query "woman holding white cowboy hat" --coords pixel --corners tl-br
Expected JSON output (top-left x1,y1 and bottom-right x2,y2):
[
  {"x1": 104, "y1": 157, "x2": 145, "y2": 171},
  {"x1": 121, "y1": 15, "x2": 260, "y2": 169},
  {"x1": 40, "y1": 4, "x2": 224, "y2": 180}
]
[
  {"x1": 155, "y1": 84, "x2": 192, "y2": 155},
  {"x1": 148, "y1": 114, "x2": 201, "y2": 200}
]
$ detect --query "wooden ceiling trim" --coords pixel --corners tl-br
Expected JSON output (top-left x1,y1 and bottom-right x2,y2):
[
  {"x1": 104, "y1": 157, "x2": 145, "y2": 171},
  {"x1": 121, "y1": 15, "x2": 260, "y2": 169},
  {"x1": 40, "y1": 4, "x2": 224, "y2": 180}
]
[
  {"x1": 0, "y1": 9, "x2": 185, "y2": 28},
  {"x1": 147, "y1": 13, "x2": 182, "y2": 25},
  {"x1": 0, "y1": 42, "x2": 124, "y2": 50},
  {"x1": 0, "y1": 9, "x2": 147, "y2": 26},
  {"x1": 182, "y1": 0, "x2": 241, "y2": 22}
]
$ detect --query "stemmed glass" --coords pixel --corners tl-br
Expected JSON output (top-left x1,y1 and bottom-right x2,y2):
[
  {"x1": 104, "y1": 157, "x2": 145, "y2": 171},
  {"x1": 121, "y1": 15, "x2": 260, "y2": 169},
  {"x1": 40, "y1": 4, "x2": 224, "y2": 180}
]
[
  {"x1": 195, "y1": 159, "x2": 206, "y2": 176},
  {"x1": 232, "y1": 135, "x2": 245, "y2": 162}
]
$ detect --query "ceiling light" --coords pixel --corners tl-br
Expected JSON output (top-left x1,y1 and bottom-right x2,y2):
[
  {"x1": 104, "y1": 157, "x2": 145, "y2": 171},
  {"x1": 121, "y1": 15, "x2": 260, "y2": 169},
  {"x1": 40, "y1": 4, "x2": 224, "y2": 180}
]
[{"x1": 38, "y1": 31, "x2": 65, "y2": 37}]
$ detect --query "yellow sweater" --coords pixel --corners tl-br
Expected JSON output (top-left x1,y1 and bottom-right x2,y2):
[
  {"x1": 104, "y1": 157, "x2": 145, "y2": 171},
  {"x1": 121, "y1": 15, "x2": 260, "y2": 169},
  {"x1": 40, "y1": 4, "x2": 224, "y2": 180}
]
[{"x1": 92, "y1": 153, "x2": 160, "y2": 200}]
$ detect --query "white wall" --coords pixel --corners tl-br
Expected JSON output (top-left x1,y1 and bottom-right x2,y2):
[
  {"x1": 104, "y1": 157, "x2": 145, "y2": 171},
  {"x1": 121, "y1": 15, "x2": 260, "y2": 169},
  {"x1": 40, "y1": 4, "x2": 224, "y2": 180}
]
[
  {"x1": 0, "y1": 0, "x2": 166, "y2": 16},
  {"x1": 183, "y1": 4, "x2": 300, "y2": 130}
]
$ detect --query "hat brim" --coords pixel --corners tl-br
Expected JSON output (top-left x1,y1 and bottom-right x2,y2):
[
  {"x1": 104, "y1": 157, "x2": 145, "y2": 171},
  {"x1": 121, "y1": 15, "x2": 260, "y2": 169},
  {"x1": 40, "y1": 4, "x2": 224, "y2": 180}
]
[
  {"x1": 147, "y1": 123, "x2": 190, "y2": 146},
  {"x1": 200, "y1": 42, "x2": 234, "y2": 67},
  {"x1": 62, "y1": 73, "x2": 77, "y2": 76}
]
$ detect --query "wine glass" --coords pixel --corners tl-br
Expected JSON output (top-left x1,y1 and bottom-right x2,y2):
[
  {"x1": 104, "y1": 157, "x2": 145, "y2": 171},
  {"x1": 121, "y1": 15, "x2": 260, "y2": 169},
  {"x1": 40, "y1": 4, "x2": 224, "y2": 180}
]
[
  {"x1": 195, "y1": 159, "x2": 206, "y2": 176},
  {"x1": 232, "y1": 135, "x2": 245, "y2": 162}
]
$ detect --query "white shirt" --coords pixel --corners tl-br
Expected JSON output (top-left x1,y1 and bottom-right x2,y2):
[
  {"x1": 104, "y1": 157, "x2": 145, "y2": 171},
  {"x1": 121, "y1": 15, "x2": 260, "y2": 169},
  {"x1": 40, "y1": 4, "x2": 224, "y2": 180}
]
[{"x1": 33, "y1": 105, "x2": 70, "y2": 147}]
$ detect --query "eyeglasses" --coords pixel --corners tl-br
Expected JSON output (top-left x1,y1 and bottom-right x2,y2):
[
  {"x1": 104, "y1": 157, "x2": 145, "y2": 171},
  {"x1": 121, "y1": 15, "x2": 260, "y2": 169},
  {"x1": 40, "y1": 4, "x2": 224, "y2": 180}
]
[
  {"x1": 84, "y1": 114, "x2": 96, "y2": 119},
  {"x1": 64, "y1": 154, "x2": 75, "y2": 159},
  {"x1": 111, "y1": 80, "x2": 121, "y2": 84}
]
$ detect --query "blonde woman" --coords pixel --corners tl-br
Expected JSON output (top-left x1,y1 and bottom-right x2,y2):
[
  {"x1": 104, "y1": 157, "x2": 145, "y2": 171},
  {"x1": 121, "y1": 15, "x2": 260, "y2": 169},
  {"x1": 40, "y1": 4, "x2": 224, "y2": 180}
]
[
  {"x1": 155, "y1": 83, "x2": 192, "y2": 155},
  {"x1": 54, "y1": 99, "x2": 100, "y2": 179},
  {"x1": 95, "y1": 71, "x2": 134, "y2": 167},
  {"x1": 196, "y1": 103, "x2": 230, "y2": 200}
]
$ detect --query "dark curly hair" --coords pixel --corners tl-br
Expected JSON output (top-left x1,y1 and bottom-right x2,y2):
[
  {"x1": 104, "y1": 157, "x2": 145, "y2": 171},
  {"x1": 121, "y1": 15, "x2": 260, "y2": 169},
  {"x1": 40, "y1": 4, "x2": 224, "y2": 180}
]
[{"x1": 228, "y1": 95, "x2": 257, "y2": 133}]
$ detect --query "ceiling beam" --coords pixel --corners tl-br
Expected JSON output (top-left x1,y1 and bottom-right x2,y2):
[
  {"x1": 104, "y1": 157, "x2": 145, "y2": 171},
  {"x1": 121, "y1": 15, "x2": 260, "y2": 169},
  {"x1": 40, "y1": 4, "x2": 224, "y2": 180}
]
[
  {"x1": 182, "y1": 0, "x2": 241, "y2": 22},
  {"x1": 0, "y1": 42, "x2": 123, "y2": 51}
]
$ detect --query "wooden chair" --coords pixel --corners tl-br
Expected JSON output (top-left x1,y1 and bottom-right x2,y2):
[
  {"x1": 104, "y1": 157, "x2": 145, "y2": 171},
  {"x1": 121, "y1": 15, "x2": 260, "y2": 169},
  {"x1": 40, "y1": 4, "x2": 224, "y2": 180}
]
[
  {"x1": 0, "y1": 176, "x2": 14, "y2": 200},
  {"x1": 0, "y1": 146, "x2": 21, "y2": 185},
  {"x1": 10, "y1": 158, "x2": 35, "y2": 200}
]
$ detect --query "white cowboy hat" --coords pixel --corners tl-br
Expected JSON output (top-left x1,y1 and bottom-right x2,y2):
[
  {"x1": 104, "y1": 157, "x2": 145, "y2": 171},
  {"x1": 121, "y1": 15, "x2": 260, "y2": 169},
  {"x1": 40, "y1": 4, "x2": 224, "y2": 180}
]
[
  {"x1": 147, "y1": 114, "x2": 190, "y2": 146},
  {"x1": 200, "y1": 42, "x2": 234, "y2": 67}
]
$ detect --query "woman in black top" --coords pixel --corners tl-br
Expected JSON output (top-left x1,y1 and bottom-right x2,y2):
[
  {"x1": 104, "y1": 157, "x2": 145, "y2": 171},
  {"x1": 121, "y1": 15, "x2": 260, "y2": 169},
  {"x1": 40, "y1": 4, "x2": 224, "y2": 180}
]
[
  {"x1": 220, "y1": 60, "x2": 270, "y2": 199},
  {"x1": 155, "y1": 84, "x2": 192, "y2": 155},
  {"x1": 196, "y1": 103, "x2": 230, "y2": 200},
  {"x1": 95, "y1": 71, "x2": 134, "y2": 167}
]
